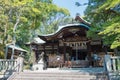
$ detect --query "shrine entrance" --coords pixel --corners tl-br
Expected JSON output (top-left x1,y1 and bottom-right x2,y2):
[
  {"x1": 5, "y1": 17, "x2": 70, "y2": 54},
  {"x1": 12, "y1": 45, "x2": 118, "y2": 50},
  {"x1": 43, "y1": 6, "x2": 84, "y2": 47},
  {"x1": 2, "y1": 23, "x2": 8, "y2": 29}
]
[
  {"x1": 64, "y1": 41, "x2": 88, "y2": 61},
  {"x1": 63, "y1": 41, "x2": 89, "y2": 68},
  {"x1": 72, "y1": 50, "x2": 87, "y2": 60}
]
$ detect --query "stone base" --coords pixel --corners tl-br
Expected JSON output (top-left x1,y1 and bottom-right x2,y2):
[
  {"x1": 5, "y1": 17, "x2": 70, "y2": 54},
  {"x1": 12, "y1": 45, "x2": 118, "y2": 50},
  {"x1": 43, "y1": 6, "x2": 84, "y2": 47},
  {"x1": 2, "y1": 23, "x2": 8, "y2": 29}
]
[{"x1": 32, "y1": 63, "x2": 44, "y2": 70}]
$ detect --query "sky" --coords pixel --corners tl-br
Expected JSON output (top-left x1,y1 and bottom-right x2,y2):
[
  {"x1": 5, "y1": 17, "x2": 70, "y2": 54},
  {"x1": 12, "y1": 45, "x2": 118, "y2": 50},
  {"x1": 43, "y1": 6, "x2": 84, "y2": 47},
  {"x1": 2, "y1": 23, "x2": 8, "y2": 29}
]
[{"x1": 53, "y1": 0, "x2": 88, "y2": 18}]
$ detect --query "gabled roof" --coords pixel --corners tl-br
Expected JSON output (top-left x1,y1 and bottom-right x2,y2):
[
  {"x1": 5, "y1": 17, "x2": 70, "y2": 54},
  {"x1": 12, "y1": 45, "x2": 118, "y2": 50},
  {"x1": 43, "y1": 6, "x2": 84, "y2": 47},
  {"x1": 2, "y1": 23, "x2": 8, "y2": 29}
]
[
  {"x1": 41, "y1": 23, "x2": 90, "y2": 36},
  {"x1": 6, "y1": 44, "x2": 27, "y2": 52},
  {"x1": 38, "y1": 23, "x2": 91, "y2": 41},
  {"x1": 25, "y1": 37, "x2": 46, "y2": 45}
]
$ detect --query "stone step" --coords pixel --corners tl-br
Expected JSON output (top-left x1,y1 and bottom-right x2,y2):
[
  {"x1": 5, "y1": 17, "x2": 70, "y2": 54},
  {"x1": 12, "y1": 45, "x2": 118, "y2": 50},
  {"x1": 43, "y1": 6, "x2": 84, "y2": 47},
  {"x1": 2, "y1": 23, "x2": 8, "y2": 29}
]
[
  {"x1": 11, "y1": 77, "x2": 106, "y2": 80},
  {"x1": 19, "y1": 72, "x2": 93, "y2": 75},
  {"x1": 12, "y1": 77, "x2": 96, "y2": 80},
  {"x1": 12, "y1": 75, "x2": 96, "y2": 80},
  {"x1": 19, "y1": 72, "x2": 106, "y2": 77},
  {"x1": 8, "y1": 72, "x2": 107, "y2": 80},
  {"x1": 15, "y1": 74, "x2": 96, "y2": 78}
]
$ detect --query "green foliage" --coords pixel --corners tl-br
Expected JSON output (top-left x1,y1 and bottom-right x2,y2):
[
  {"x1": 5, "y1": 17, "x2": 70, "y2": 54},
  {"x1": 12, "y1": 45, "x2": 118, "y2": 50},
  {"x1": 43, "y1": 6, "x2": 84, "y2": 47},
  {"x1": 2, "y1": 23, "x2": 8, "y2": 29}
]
[
  {"x1": 0, "y1": 0, "x2": 70, "y2": 59},
  {"x1": 99, "y1": 16, "x2": 120, "y2": 49},
  {"x1": 99, "y1": 0, "x2": 120, "y2": 10},
  {"x1": 0, "y1": 51, "x2": 4, "y2": 59},
  {"x1": 0, "y1": 0, "x2": 70, "y2": 42},
  {"x1": 0, "y1": 44, "x2": 5, "y2": 59},
  {"x1": 40, "y1": 16, "x2": 72, "y2": 34},
  {"x1": 85, "y1": 0, "x2": 120, "y2": 49},
  {"x1": 24, "y1": 65, "x2": 31, "y2": 70}
]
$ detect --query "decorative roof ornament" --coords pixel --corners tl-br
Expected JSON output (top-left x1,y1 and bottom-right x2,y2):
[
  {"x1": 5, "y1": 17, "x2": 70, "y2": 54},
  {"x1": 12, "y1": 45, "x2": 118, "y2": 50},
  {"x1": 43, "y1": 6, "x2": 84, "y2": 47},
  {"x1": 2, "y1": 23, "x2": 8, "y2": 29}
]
[
  {"x1": 25, "y1": 37, "x2": 46, "y2": 45},
  {"x1": 75, "y1": 13, "x2": 91, "y2": 26},
  {"x1": 33, "y1": 37, "x2": 46, "y2": 44}
]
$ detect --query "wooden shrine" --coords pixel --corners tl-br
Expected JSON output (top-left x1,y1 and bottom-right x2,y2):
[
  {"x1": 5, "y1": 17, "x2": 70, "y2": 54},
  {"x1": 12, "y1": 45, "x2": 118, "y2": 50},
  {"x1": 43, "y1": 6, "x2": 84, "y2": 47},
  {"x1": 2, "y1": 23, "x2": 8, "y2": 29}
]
[{"x1": 29, "y1": 16, "x2": 108, "y2": 68}]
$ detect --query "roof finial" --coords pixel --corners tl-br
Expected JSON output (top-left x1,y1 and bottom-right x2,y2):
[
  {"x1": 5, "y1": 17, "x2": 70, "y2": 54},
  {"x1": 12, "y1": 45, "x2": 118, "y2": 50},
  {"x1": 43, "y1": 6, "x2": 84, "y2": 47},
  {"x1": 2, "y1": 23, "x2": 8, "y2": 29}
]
[{"x1": 76, "y1": 13, "x2": 80, "y2": 16}]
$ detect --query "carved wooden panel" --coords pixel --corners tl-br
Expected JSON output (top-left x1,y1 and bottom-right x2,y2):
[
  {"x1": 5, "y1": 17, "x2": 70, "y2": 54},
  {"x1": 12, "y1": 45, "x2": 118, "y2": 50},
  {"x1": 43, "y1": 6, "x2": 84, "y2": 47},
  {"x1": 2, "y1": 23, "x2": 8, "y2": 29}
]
[{"x1": 65, "y1": 35, "x2": 87, "y2": 42}]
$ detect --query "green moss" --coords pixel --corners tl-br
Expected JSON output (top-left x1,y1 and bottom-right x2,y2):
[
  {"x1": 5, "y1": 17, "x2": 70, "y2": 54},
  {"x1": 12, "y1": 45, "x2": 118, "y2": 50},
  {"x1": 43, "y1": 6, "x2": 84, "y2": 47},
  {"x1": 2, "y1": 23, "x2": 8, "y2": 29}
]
[
  {"x1": 24, "y1": 65, "x2": 31, "y2": 70},
  {"x1": 0, "y1": 51, "x2": 4, "y2": 59}
]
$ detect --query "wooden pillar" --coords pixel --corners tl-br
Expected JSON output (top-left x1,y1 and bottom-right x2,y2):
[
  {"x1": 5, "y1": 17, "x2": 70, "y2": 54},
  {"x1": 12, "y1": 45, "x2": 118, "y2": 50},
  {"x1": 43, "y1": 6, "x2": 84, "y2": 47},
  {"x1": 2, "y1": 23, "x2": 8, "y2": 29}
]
[
  {"x1": 35, "y1": 45, "x2": 38, "y2": 63},
  {"x1": 88, "y1": 41, "x2": 94, "y2": 66},
  {"x1": 63, "y1": 42, "x2": 66, "y2": 63},
  {"x1": 43, "y1": 45, "x2": 46, "y2": 54},
  {"x1": 75, "y1": 42, "x2": 78, "y2": 60},
  {"x1": 57, "y1": 43, "x2": 59, "y2": 55},
  {"x1": 52, "y1": 43, "x2": 54, "y2": 54},
  {"x1": 87, "y1": 41, "x2": 91, "y2": 52},
  {"x1": 104, "y1": 46, "x2": 108, "y2": 55}
]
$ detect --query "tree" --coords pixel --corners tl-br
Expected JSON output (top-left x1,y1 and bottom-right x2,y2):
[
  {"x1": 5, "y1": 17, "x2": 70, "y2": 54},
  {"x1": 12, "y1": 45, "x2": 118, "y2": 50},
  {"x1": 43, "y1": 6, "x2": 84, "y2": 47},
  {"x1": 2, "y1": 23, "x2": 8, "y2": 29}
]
[
  {"x1": 33, "y1": 2, "x2": 70, "y2": 34},
  {"x1": 98, "y1": 0, "x2": 120, "y2": 49},
  {"x1": 83, "y1": 0, "x2": 120, "y2": 49},
  {"x1": 0, "y1": 0, "x2": 35, "y2": 59},
  {"x1": 0, "y1": 0, "x2": 70, "y2": 58},
  {"x1": 39, "y1": 16, "x2": 72, "y2": 34}
]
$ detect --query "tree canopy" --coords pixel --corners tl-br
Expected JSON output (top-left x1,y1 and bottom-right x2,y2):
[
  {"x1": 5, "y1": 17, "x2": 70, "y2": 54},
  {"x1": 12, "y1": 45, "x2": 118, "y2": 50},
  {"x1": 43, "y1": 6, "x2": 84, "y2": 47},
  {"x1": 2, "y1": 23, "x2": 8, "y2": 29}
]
[
  {"x1": 84, "y1": 0, "x2": 120, "y2": 49},
  {"x1": 0, "y1": 0, "x2": 70, "y2": 58}
]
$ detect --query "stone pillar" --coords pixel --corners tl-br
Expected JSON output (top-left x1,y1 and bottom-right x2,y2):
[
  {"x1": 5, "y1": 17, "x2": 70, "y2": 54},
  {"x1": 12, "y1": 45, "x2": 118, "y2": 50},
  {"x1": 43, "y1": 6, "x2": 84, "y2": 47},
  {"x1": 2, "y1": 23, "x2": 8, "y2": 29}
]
[
  {"x1": 104, "y1": 55, "x2": 111, "y2": 71},
  {"x1": 5, "y1": 46, "x2": 8, "y2": 59},
  {"x1": 17, "y1": 55, "x2": 24, "y2": 72}
]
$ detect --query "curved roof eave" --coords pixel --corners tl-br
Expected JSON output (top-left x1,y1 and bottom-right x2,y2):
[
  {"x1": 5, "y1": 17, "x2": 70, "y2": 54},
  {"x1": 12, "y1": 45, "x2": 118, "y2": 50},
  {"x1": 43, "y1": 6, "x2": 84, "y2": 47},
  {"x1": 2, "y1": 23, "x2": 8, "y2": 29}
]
[{"x1": 39, "y1": 23, "x2": 90, "y2": 37}]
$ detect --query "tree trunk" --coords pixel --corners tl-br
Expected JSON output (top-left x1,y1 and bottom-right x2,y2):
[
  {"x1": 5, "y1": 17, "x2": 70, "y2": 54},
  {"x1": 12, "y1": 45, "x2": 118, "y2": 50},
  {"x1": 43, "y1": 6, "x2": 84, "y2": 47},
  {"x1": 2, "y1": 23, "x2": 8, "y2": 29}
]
[{"x1": 11, "y1": 12, "x2": 20, "y2": 59}]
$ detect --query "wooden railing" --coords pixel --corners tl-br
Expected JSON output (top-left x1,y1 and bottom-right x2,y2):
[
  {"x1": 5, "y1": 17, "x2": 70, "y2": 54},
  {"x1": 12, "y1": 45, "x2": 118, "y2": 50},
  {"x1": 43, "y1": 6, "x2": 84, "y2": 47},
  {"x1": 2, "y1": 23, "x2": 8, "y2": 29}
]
[
  {"x1": 0, "y1": 56, "x2": 24, "y2": 79},
  {"x1": 104, "y1": 55, "x2": 120, "y2": 80}
]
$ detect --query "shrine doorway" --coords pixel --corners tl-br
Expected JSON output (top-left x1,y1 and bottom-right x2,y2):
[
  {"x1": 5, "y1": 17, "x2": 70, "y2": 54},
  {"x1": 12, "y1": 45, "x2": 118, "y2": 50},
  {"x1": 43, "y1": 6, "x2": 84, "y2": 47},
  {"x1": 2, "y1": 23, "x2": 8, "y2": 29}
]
[{"x1": 72, "y1": 50, "x2": 87, "y2": 60}]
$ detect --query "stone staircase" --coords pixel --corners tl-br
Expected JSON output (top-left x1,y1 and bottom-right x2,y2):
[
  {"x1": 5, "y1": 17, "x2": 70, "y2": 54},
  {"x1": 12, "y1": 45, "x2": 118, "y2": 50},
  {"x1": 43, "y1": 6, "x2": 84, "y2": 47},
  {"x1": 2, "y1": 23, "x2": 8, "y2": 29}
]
[{"x1": 7, "y1": 70, "x2": 107, "y2": 80}]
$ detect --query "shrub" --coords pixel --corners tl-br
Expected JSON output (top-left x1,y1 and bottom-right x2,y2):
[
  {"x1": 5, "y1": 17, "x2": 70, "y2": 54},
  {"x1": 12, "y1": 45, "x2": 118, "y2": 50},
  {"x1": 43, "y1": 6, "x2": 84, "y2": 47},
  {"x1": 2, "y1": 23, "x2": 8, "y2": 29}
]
[
  {"x1": 0, "y1": 51, "x2": 4, "y2": 59},
  {"x1": 24, "y1": 65, "x2": 30, "y2": 70}
]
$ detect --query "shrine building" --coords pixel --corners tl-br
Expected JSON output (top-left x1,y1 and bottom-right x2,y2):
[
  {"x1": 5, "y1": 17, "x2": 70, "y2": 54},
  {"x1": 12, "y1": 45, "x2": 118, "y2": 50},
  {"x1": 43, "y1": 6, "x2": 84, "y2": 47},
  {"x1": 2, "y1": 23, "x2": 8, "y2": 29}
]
[{"x1": 29, "y1": 16, "x2": 108, "y2": 68}]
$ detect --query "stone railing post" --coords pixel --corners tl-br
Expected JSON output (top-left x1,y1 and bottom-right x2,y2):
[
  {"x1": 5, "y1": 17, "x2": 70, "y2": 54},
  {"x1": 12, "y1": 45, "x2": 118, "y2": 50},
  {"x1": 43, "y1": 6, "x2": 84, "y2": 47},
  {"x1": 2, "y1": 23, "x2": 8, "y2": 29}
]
[
  {"x1": 104, "y1": 55, "x2": 111, "y2": 72},
  {"x1": 16, "y1": 55, "x2": 24, "y2": 72}
]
